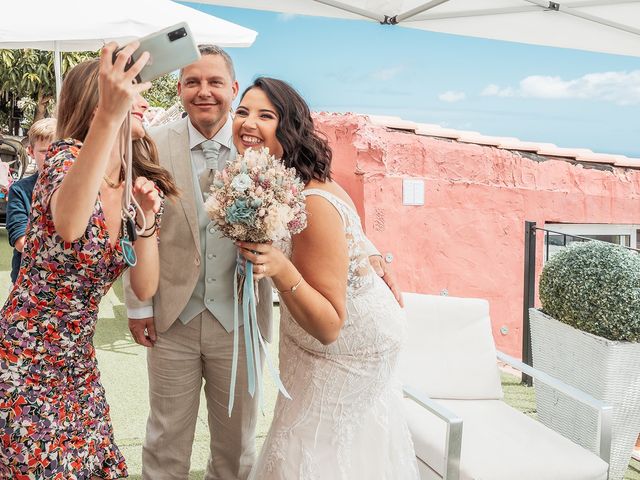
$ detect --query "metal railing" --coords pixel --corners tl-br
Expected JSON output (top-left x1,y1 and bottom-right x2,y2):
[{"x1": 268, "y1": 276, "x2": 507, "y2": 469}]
[{"x1": 521, "y1": 220, "x2": 639, "y2": 386}]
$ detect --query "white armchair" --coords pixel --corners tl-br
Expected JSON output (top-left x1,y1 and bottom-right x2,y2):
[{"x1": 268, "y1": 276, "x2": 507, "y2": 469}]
[{"x1": 399, "y1": 293, "x2": 612, "y2": 480}]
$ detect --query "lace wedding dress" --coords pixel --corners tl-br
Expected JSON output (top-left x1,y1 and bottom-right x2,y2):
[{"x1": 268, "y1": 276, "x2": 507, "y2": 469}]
[{"x1": 249, "y1": 189, "x2": 419, "y2": 480}]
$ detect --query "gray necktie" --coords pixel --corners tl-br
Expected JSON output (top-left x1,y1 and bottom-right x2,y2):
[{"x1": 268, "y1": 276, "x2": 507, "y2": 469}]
[{"x1": 200, "y1": 139, "x2": 221, "y2": 199}]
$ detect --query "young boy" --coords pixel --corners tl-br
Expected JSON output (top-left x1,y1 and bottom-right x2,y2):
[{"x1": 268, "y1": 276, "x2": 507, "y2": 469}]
[{"x1": 6, "y1": 117, "x2": 56, "y2": 284}]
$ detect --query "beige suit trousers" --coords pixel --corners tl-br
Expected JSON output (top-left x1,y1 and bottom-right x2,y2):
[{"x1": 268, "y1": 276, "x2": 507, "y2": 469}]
[{"x1": 141, "y1": 310, "x2": 259, "y2": 480}]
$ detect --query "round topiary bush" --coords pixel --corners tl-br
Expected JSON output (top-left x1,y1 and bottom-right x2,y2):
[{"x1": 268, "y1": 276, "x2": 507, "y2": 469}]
[{"x1": 539, "y1": 240, "x2": 640, "y2": 342}]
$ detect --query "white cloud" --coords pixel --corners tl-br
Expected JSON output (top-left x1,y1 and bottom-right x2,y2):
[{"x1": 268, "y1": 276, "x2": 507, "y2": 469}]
[
  {"x1": 370, "y1": 66, "x2": 404, "y2": 81},
  {"x1": 481, "y1": 84, "x2": 515, "y2": 97},
  {"x1": 438, "y1": 91, "x2": 466, "y2": 103},
  {"x1": 277, "y1": 13, "x2": 297, "y2": 22},
  {"x1": 481, "y1": 70, "x2": 640, "y2": 105}
]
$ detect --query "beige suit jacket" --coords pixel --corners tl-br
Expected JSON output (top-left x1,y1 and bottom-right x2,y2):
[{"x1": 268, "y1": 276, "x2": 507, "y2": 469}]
[{"x1": 124, "y1": 117, "x2": 273, "y2": 339}]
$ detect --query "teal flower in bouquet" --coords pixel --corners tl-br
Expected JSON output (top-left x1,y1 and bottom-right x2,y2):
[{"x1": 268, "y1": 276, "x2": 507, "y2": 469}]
[{"x1": 226, "y1": 198, "x2": 256, "y2": 226}]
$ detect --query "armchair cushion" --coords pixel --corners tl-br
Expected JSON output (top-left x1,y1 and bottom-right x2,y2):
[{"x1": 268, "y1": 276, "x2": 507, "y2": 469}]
[
  {"x1": 404, "y1": 398, "x2": 608, "y2": 480},
  {"x1": 400, "y1": 293, "x2": 503, "y2": 400}
]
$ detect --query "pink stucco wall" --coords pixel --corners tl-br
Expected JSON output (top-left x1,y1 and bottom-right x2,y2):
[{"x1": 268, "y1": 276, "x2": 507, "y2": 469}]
[{"x1": 314, "y1": 112, "x2": 640, "y2": 357}]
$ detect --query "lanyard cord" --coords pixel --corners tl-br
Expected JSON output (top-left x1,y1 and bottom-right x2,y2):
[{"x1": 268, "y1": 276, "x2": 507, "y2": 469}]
[{"x1": 120, "y1": 111, "x2": 146, "y2": 235}]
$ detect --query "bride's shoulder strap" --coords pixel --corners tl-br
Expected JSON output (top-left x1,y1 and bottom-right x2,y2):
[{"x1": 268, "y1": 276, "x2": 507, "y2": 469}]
[{"x1": 303, "y1": 188, "x2": 350, "y2": 226}]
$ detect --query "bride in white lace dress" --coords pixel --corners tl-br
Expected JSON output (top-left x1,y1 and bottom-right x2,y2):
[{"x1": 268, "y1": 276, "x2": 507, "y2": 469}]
[{"x1": 233, "y1": 77, "x2": 419, "y2": 480}]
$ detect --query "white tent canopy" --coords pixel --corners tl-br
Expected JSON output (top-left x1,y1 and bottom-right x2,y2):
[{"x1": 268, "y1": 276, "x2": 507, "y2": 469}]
[
  {"x1": 194, "y1": 0, "x2": 640, "y2": 57},
  {"x1": 0, "y1": 0, "x2": 257, "y2": 51},
  {"x1": 0, "y1": 0, "x2": 257, "y2": 96}
]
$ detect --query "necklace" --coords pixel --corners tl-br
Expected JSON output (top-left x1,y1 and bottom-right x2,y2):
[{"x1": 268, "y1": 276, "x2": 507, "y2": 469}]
[{"x1": 103, "y1": 170, "x2": 123, "y2": 189}]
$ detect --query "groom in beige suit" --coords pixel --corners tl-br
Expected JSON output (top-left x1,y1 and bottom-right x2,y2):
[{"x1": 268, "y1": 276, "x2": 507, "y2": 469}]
[{"x1": 124, "y1": 45, "x2": 271, "y2": 480}]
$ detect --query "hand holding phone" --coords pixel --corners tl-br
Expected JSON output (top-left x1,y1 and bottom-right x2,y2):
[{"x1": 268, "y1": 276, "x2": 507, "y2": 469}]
[
  {"x1": 112, "y1": 22, "x2": 201, "y2": 84},
  {"x1": 99, "y1": 41, "x2": 152, "y2": 122}
]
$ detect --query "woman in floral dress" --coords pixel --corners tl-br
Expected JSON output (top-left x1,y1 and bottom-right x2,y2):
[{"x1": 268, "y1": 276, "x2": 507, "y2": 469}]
[{"x1": 0, "y1": 43, "x2": 177, "y2": 478}]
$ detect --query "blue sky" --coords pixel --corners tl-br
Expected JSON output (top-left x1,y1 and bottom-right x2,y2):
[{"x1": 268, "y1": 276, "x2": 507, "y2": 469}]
[{"x1": 185, "y1": 3, "x2": 640, "y2": 157}]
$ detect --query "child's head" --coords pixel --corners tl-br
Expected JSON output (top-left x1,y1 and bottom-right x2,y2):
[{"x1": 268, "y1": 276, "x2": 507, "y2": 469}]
[{"x1": 27, "y1": 118, "x2": 57, "y2": 171}]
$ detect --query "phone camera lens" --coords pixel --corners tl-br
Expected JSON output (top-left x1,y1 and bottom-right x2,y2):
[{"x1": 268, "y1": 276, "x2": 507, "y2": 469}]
[{"x1": 168, "y1": 27, "x2": 187, "y2": 42}]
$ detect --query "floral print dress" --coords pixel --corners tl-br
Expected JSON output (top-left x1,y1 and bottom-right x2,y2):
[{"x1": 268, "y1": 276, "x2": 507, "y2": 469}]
[{"x1": 0, "y1": 139, "x2": 140, "y2": 479}]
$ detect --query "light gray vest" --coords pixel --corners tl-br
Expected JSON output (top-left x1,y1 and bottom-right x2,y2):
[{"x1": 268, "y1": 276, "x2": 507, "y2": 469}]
[{"x1": 178, "y1": 153, "x2": 240, "y2": 332}]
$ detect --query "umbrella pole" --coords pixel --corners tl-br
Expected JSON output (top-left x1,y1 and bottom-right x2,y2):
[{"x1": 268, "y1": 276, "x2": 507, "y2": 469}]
[
  {"x1": 54, "y1": 41, "x2": 62, "y2": 100},
  {"x1": 312, "y1": 0, "x2": 385, "y2": 22}
]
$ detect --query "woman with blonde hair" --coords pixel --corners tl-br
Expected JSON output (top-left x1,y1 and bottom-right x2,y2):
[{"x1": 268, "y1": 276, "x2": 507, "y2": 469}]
[{"x1": 0, "y1": 42, "x2": 176, "y2": 478}]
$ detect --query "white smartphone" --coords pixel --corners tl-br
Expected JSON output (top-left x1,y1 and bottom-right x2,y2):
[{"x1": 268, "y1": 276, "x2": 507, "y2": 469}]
[{"x1": 114, "y1": 22, "x2": 201, "y2": 83}]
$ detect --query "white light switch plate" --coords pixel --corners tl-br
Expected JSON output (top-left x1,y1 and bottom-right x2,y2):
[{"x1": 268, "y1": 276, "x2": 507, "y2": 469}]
[{"x1": 402, "y1": 179, "x2": 424, "y2": 206}]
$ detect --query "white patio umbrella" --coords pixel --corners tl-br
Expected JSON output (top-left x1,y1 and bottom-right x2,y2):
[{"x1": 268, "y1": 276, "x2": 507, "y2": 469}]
[
  {"x1": 0, "y1": 0, "x2": 257, "y2": 96},
  {"x1": 193, "y1": 0, "x2": 640, "y2": 57}
]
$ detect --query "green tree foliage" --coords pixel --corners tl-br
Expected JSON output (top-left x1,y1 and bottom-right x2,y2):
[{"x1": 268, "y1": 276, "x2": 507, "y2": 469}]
[
  {"x1": 0, "y1": 51, "x2": 181, "y2": 133},
  {"x1": 145, "y1": 72, "x2": 180, "y2": 110},
  {"x1": 0, "y1": 49, "x2": 96, "y2": 131}
]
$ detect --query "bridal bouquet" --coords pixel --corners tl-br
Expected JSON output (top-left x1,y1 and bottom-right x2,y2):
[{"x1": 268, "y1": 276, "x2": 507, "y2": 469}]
[
  {"x1": 204, "y1": 147, "x2": 306, "y2": 415},
  {"x1": 204, "y1": 146, "x2": 307, "y2": 243}
]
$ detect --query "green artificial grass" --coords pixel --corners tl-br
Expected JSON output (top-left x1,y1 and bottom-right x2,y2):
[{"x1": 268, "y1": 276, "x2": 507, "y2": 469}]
[{"x1": 1, "y1": 228, "x2": 638, "y2": 479}]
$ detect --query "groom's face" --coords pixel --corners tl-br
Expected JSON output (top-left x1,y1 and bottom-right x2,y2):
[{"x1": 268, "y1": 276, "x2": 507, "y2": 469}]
[{"x1": 178, "y1": 54, "x2": 238, "y2": 136}]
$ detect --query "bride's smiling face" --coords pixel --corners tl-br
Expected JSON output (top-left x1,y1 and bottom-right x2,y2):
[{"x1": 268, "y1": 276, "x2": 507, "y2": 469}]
[{"x1": 233, "y1": 87, "x2": 284, "y2": 159}]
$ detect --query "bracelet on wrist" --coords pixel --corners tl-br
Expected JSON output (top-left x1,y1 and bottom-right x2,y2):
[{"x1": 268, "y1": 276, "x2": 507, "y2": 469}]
[
  {"x1": 138, "y1": 224, "x2": 158, "y2": 238},
  {"x1": 277, "y1": 275, "x2": 304, "y2": 295},
  {"x1": 136, "y1": 217, "x2": 158, "y2": 231}
]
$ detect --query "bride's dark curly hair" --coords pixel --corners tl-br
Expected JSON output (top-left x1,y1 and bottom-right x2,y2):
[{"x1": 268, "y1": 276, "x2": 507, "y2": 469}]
[{"x1": 239, "y1": 77, "x2": 332, "y2": 184}]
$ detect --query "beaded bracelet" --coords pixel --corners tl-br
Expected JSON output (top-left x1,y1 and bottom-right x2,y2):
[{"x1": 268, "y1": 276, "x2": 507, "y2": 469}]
[{"x1": 277, "y1": 276, "x2": 304, "y2": 295}]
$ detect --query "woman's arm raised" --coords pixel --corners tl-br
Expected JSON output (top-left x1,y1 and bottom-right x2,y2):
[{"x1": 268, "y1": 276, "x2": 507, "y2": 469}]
[{"x1": 51, "y1": 42, "x2": 151, "y2": 242}]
